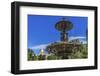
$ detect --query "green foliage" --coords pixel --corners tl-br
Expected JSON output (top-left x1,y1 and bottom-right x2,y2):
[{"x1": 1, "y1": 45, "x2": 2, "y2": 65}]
[
  {"x1": 47, "y1": 54, "x2": 58, "y2": 60},
  {"x1": 70, "y1": 44, "x2": 88, "y2": 59},
  {"x1": 47, "y1": 54, "x2": 62, "y2": 60},
  {"x1": 32, "y1": 54, "x2": 38, "y2": 60},
  {"x1": 27, "y1": 44, "x2": 88, "y2": 61},
  {"x1": 70, "y1": 51, "x2": 83, "y2": 59},
  {"x1": 81, "y1": 44, "x2": 88, "y2": 58},
  {"x1": 38, "y1": 55, "x2": 46, "y2": 60},
  {"x1": 28, "y1": 48, "x2": 35, "y2": 61}
]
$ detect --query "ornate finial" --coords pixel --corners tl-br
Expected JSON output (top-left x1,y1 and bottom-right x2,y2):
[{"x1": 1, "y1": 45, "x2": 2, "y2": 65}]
[
  {"x1": 55, "y1": 18, "x2": 73, "y2": 32},
  {"x1": 55, "y1": 18, "x2": 73, "y2": 42}
]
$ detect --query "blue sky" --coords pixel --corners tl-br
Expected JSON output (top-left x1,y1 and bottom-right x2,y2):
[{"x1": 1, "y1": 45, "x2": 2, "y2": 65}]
[{"x1": 28, "y1": 15, "x2": 88, "y2": 54}]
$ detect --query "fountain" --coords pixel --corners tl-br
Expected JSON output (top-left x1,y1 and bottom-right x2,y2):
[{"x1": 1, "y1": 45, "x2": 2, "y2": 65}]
[{"x1": 46, "y1": 18, "x2": 82, "y2": 59}]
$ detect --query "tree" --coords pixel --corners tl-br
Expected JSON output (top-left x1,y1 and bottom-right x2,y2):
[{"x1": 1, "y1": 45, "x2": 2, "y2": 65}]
[
  {"x1": 38, "y1": 55, "x2": 46, "y2": 60},
  {"x1": 81, "y1": 44, "x2": 88, "y2": 58},
  {"x1": 32, "y1": 54, "x2": 38, "y2": 60},
  {"x1": 28, "y1": 48, "x2": 35, "y2": 61},
  {"x1": 70, "y1": 44, "x2": 88, "y2": 59},
  {"x1": 47, "y1": 54, "x2": 58, "y2": 60}
]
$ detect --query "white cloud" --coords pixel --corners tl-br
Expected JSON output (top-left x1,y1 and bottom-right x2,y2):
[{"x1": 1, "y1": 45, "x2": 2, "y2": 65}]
[
  {"x1": 29, "y1": 43, "x2": 50, "y2": 50},
  {"x1": 80, "y1": 40, "x2": 87, "y2": 44},
  {"x1": 69, "y1": 36, "x2": 86, "y2": 41},
  {"x1": 69, "y1": 36, "x2": 87, "y2": 44},
  {"x1": 29, "y1": 36, "x2": 87, "y2": 50}
]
